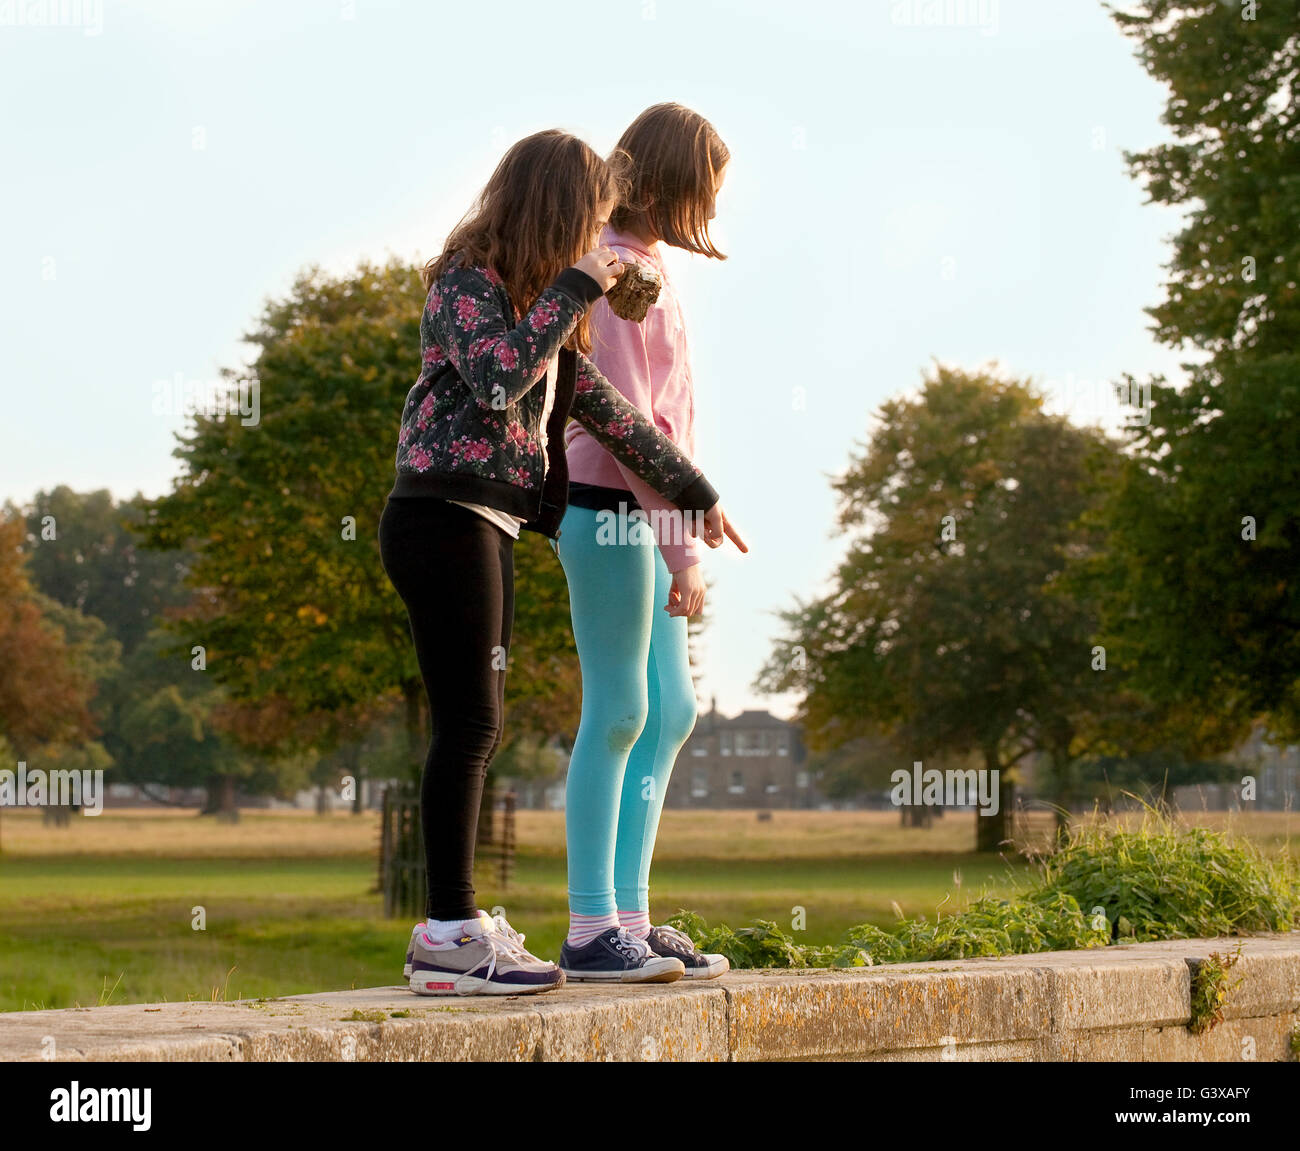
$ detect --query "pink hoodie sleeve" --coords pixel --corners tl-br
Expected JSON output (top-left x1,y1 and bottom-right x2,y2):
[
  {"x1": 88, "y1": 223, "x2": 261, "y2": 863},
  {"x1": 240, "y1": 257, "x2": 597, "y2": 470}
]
[{"x1": 588, "y1": 302, "x2": 702, "y2": 573}]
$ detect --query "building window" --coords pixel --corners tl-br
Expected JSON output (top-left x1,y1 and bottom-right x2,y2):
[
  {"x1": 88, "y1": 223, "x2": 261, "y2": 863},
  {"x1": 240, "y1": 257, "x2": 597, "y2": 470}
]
[
  {"x1": 796, "y1": 771, "x2": 809, "y2": 789},
  {"x1": 777, "y1": 732, "x2": 789, "y2": 757},
  {"x1": 720, "y1": 732, "x2": 732, "y2": 756},
  {"x1": 691, "y1": 768, "x2": 709, "y2": 798},
  {"x1": 690, "y1": 745, "x2": 709, "y2": 757},
  {"x1": 765, "y1": 783, "x2": 780, "y2": 795},
  {"x1": 728, "y1": 771, "x2": 744, "y2": 795}
]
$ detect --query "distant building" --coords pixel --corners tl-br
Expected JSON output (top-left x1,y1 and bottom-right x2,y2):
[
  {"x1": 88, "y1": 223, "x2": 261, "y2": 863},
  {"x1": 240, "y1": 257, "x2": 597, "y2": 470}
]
[
  {"x1": 1173, "y1": 723, "x2": 1299, "y2": 813},
  {"x1": 664, "y1": 699, "x2": 818, "y2": 809}
]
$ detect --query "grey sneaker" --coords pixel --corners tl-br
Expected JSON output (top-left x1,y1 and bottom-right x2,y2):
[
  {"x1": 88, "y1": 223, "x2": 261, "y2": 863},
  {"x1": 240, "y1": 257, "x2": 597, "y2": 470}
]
[
  {"x1": 402, "y1": 921, "x2": 425, "y2": 980},
  {"x1": 408, "y1": 911, "x2": 564, "y2": 996}
]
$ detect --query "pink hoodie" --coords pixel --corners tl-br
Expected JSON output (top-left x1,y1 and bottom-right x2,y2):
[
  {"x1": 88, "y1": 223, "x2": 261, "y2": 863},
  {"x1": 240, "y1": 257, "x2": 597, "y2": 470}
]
[{"x1": 564, "y1": 227, "x2": 702, "y2": 572}]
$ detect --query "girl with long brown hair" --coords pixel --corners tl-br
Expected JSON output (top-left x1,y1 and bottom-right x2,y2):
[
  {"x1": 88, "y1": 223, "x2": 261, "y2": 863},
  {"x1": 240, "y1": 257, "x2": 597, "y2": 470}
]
[{"x1": 378, "y1": 129, "x2": 741, "y2": 995}]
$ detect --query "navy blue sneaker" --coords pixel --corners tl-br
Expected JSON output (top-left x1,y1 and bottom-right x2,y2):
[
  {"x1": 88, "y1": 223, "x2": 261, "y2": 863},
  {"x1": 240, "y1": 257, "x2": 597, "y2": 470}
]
[
  {"x1": 559, "y1": 927, "x2": 685, "y2": 983},
  {"x1": 644, "y1": 924, "x2": 729, "y2": 979}
]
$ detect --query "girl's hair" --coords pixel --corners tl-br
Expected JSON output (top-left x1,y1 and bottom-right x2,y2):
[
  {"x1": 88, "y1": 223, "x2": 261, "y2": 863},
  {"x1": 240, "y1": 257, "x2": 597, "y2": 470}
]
[
  {"x1": 610, "y1": 103, "x2": 728, "y2": 259},
  {"x1": 422, "y1": 130, "x2": 628, "y2": 353}
]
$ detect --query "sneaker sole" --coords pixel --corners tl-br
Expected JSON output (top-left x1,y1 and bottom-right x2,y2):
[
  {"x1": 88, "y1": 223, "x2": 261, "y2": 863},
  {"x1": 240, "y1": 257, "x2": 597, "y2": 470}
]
[
  {"x1": 408, "y1": 970, "x2": 565, "y2": 996},
  {"x1": 680, "y1": 956, "x2": 730, "y2": 979},
  {"x1": 559, "y1": 957, "x2": 686, "y2": 984}
]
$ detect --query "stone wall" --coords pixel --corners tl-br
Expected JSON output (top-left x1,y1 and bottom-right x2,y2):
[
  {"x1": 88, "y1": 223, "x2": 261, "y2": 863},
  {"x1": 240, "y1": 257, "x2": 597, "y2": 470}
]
[{"x1": 1, "y1": 936, "x2": 1295, "y2": 1062}]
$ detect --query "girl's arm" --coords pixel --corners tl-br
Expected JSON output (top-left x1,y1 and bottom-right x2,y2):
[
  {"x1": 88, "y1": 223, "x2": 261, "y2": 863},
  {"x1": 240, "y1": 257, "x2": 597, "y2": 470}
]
[
  {"x1": 432, "y1": 264, "x2": 602, "y2": 408},
  {"x1": 570, "y1": 352, "x2": 719, "y2": 523}
]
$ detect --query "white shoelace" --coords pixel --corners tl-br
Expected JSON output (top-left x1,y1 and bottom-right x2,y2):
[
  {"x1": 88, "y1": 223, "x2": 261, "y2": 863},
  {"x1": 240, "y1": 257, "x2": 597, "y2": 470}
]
[
  {"x1": 611, "y1": 927, "x2": 655, "y2": 960},
  {"x1": 488, "y1": 914, "x2": 539, "y2": 962},
  {"x1": 436, "y1": 915, "x2": 527, "y2": 988},
  {"x1": 450, "y1": 915, "x2": 535, "y2": 994}
]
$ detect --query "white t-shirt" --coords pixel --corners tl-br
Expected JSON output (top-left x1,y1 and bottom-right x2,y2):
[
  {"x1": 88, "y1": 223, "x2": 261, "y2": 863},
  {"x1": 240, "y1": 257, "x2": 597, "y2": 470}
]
[{"x1": 447, "y1": 353, "x2": 559, "y2": 540}]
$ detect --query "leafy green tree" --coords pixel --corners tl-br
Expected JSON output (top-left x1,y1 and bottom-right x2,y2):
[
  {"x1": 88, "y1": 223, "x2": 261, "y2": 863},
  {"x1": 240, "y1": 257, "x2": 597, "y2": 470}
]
[
  {"x1": 757, "y1": 367, "x2": 1137, "y2": 848},
  {"x1": 131, "y1": 258, "x2": 582, "y2": 788},
  {"x1": 17, "y1": 488, "x2": 192, "y2": 658},
  {"x1": 14, "y1": 489, "x2": 253, "y2": 813},
  {"x1": 111, "y1": 643, "x2": 245, "y2": 810},
  {"x1": 1083, "y1": 1, "x2": 1300, "y2": 738}
]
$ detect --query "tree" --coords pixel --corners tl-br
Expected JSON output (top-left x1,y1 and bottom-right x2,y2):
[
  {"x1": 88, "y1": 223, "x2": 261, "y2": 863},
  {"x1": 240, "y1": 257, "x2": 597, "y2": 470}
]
[
  {"x1": 112, "y1": 645, "x2": 245, "y2": 812},
  {"x1": 14, "y1": 489, "x2": 253, "y2": 814},
  {"x1": 17, "y1": 488, "x2": 192, "y2": 659},
  {"x1": 756, "y1": 366, "x2": 1134, "y2": 849},
  {"x1": 1086, "y1": 2, "x2": 1300, "y2": 737},
  {"x1": 0, "y1": 513, "x2": 104, "y2": 758},
  {"x1": 131, "y1": 258, "x2": 582, "y2": 786}
]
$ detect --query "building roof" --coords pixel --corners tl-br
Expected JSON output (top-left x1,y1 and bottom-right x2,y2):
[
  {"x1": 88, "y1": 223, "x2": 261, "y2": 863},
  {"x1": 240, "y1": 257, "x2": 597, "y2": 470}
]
[{"x1": 693, "y1": 701, "x2": 800, "y2": 733}]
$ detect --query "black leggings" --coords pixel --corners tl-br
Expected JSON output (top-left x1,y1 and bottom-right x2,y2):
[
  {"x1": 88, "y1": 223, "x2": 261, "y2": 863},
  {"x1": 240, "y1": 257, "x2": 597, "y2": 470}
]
[{"x1": 377, "y1": 496, "x2": 514, "y2": 921}]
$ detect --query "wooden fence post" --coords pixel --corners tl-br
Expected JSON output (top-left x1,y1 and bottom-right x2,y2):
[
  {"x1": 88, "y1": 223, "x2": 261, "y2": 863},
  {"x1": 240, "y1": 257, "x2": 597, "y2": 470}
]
[{"x1": 379, "y1": 782, "x2": 517, "y2": 917}]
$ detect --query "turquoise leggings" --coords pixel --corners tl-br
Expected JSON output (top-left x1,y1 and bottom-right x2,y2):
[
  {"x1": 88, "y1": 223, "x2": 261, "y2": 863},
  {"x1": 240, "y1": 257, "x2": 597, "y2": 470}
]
[{"x1": 551, "y1": 505, "x2": 698, "y2": 916}]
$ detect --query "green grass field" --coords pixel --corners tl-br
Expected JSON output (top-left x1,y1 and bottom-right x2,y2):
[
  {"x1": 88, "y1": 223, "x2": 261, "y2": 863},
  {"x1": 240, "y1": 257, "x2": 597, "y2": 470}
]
[{"x1": 0, "y1": 807, "x2": 1293, "y2": 1012}]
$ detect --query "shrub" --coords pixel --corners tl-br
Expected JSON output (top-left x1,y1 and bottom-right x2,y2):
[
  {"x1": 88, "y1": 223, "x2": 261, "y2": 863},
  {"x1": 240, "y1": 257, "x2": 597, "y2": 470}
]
[
  {"x1": 668, "y1": 813, "x2": 1298, "y2": 969},
  {"x1": 1037, "y1": 816, "x2": 1298, "y2": 941}
]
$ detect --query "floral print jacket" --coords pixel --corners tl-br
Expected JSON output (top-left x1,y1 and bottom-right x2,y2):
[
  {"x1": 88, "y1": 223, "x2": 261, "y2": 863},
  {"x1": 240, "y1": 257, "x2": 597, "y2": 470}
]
[{"x1": 388, "y1": 261, "x2": 719, "y2": 539}]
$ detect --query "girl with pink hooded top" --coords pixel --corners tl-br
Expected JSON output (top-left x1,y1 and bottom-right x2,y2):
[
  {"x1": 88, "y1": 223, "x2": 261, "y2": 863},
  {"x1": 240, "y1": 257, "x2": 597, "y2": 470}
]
[{"x1": 551, "y1": 104, "x2": 747, "y2": 983}]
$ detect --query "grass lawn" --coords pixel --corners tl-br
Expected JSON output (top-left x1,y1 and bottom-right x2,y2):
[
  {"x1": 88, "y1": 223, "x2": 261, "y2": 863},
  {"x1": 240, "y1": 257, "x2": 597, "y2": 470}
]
[{"x1": 0, "y1": 807, "x2": 1292, "y2": 1012}]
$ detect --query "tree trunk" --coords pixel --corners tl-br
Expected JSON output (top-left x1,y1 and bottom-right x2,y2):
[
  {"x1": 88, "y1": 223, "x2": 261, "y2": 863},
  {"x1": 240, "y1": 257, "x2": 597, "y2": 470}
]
[
  {"x1": 316, "y1": 784, "x2": 330, "y2": 815},
  {"x1": 219, "y1": 775, "x2": 239, "y2": 822},
  {"x1": 1054, "y1": 750, "x2": 1073, "y2": 842},
  {"x1": 403, "y1": 680, "x2": 425, "y2": 778},
  {"x1": 202, "y1": 775, "x2": 240, "y2": 822},
  {"x1": 344, "y1": 742, "x2": 364, "y2": 815},
  {"x1": 477, "y1": 786, "x2": 495, "y2": 847},
  {"x1": 975, "y1": 746, "x2": 1010, "y2": 852}
]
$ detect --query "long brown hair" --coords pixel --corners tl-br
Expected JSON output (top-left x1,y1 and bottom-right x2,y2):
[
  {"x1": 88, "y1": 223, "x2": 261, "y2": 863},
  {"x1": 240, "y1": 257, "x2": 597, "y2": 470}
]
[
  {"x1": 423, "y1": 130, "x2": 627, "y2": 353},
  {"x1": 610, "y1": 103, "x2": 728, "y2": 259}
]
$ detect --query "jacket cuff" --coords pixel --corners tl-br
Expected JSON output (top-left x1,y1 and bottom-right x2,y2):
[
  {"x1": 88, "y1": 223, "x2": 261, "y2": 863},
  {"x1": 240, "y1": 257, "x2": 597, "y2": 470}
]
[
  {"x1": 670, "y1": 473, "x2": 720, "y2": 514},
  {"x1": 552, "y1": 268, "x2": 605, "y2": 309}
]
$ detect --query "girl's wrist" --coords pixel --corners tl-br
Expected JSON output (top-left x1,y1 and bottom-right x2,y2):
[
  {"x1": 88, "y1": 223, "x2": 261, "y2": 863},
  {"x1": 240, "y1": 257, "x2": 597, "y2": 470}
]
[{"x1": 553, "y1": 267, "x2": 605, "y2": 309}]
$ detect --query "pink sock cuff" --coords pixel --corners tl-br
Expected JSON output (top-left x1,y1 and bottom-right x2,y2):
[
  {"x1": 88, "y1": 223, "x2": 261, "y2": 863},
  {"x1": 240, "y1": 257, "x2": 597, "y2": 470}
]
[
  {"x1": 617, "y1": 910, "x2": 652, "y2": 939},
  {"x1": 567, "y1": 911, "x2": 620, "y2": 947}
]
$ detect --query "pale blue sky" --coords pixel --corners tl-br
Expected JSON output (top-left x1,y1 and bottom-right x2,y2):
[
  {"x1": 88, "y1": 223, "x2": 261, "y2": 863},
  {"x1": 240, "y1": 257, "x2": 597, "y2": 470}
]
[{"x1": 2, "y1": 0, "x2": 1185, "y2": 718}]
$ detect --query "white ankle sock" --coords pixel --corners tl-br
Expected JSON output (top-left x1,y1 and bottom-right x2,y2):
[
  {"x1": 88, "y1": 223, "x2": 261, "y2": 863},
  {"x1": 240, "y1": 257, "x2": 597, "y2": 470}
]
[{"x1": 424, "y1": 913, "x2": 482, "y2": 942}]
